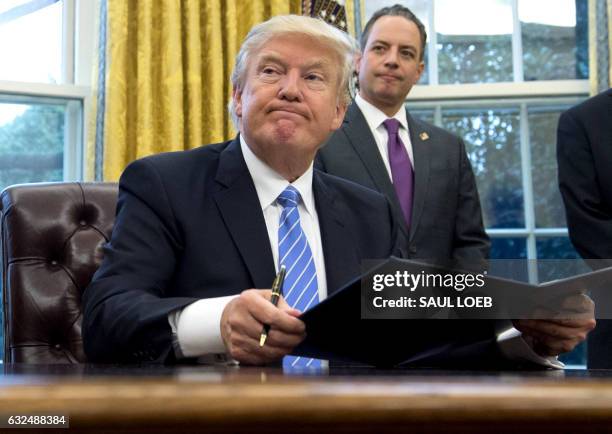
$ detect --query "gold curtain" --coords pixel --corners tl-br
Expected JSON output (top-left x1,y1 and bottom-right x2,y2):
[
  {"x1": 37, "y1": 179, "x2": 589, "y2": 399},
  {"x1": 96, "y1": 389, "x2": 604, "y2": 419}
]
[
  {"x1": 87, "y1": 0, "x2": 300, "y2": 182},
  {"x1": 588, "y1": 0, "x2": 612, "y2": 95}
]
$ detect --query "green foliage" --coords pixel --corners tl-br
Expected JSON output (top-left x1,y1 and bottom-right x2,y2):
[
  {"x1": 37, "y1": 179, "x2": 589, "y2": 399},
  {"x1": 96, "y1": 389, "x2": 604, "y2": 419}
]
[
  {"x1": 0, "y1": 104, "x2": 64, "y2": 153},
  {"x1": 0, "y1": 104, "x2": 64, "y2": 191},
  {"x1": 438, "y1": 34, "x2": 514, "y2": 84},
  {"x1": 442, "y1": 107, "x2": 523, "y2": 229}
]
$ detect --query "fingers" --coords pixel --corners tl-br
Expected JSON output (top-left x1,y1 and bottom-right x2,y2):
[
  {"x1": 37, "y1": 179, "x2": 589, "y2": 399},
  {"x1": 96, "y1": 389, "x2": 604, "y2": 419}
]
[
  {"x1": 549, "y1": 293, "x2": 595, "y2": 319},
  {"x1": 513, "y1": 317, "x2": 596, "y2": 356},
  {"x1": 524, "y1": 317, "x2": 595, "y2": 328},
  {"x1": 514, "y1": 293, "x2": 596, "y2": 356},
  {"x1": 223, "y1": 330, "x2": 296, "y2": 365},
  {"x1": 515, "y1": 318, "x2": 595, "y2": 341},
  {"x1": 562, "y1": 293, "x2": 594, "y2": 313},
  {"x1": 277, "y1": 295, "x2": 302, "y2": 317},
  {"x1": 248, "y1": 291, "x2": 305, "y2": 335},
  {"x1": 220, "y1": 289, "x2": 306, "y2": 365}
]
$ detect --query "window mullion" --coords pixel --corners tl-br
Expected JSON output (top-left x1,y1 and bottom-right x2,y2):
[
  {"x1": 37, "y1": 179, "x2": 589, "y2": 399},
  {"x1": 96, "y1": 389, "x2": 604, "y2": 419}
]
[
  {"x1": 353, "y1": 0, "x2": 363, "y2": 41},
  {"x1": 519, "y1": 102, "x2": 538, "y2": 282},
  {"x1": 63, "y1": 99, "x2": 82, "y2": 180},
  {"x1": 433, "y1": 105, "x2": 442, "y2": 127},
  {"x1": 74, "y1": 0, "x2": 95, "y2": 86},
  {"x1": 61, "y1": 0, "x2": 76, "y2": 84},
  {"x1": 511, "y1": 0, "x2": 524, "y2": 82},
  {"x1": 428, "y1": 0, "x2": 438, "y2": 85}
]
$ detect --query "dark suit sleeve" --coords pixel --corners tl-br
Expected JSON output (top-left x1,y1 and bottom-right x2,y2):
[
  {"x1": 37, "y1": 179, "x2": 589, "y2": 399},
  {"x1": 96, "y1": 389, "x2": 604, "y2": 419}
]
[
  {"x1": 557, "y1": 109, "x2": 612, "y2": 261},
  {"x1": 452, "y1": 139, "x2": 490, "y2": 260},
  {"x1": 82, "y1": 158, "x2": 198, "y2": 363}
]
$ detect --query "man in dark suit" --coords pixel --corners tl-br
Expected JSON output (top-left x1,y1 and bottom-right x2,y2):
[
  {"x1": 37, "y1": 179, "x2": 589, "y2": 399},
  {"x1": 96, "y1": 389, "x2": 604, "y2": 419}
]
[
  {"x1": 317, "y1": 6, "x2": 488, "y2": 261},
  {"x1": 558, "y1": 88, "x2": 612, "y2": 368},
  {"x1": 82, "y1": 15, "x2": 400, "y2": 365},
  {"x1": 318, "y1": 4, "x2": 594, "y2": 359}
]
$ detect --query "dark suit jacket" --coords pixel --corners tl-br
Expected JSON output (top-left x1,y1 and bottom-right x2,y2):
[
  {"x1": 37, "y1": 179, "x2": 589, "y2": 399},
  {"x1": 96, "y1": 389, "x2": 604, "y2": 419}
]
[
  {"x1": 317, "y1": 102, "x2": 490, "y2": 261},
  {"x1": 557, "y1": 88, "x2": 612, "y2": 368},
  {"x1": 82, "y1": 138, "x2": 400, "y2": 363}
]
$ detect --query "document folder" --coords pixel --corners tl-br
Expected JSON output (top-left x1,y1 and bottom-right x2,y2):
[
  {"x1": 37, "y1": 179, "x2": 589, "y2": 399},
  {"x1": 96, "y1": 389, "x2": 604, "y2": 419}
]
[
  {"x1": 292, "y1": 258, "x2": 499, "y2": 366},
  {"x1": 292, "y1": 257, "x2": 612, "y2": 367}
]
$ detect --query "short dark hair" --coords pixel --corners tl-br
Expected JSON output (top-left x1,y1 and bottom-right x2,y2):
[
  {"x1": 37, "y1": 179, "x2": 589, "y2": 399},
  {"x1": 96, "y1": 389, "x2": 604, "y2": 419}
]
[{"x1": 360, "y1": 4, "x2": 427, "y2": 61}]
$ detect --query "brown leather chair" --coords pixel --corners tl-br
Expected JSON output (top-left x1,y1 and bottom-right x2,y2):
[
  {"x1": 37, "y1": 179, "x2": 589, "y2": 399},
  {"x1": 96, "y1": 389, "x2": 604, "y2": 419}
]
[{"x1": 1, "y1": 182, "x2": 117, "y2": 363}]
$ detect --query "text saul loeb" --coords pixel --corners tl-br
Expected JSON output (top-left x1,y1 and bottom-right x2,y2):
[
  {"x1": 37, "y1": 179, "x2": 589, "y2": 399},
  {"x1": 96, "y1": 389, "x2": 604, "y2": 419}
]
[{"x1": 370, "y1": 271, "x2": 493, "y2": 309}]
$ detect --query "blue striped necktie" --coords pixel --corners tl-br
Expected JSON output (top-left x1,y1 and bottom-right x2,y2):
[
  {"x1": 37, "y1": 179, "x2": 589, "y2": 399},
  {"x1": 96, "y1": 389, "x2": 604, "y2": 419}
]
[{"x1": 277, "y1": 185, "x2": 321, "y2": 370}]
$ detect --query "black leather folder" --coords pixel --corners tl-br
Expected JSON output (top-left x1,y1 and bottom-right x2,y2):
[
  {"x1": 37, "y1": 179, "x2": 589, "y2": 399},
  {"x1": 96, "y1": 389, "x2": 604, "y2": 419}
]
[
  {"x1": 292, "y1": 257, "x2": 612, "y2": 367},
  {"x1": 292, "y1": 257, "x2": 500, "y2": 367}
]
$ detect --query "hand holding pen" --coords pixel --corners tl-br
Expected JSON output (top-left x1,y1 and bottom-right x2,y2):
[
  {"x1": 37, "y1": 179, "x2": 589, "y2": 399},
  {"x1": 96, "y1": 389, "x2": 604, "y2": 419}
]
[
  {"x1": 219, "y1": 265, "x2": 303, "y2": 365},
  {"x1": 260, "y1": 265, "x2": 286, "y2": 347}
]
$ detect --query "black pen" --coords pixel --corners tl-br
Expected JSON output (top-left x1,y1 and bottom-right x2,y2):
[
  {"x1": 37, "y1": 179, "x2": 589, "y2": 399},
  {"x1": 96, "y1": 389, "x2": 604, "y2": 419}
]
[{"x1": 259, "y1": 265, "x2": 286, "y2": 347}]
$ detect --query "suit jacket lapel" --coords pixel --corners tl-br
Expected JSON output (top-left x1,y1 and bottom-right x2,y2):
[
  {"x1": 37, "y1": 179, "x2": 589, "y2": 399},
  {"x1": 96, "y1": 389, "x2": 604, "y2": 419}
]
[
  {"x1": 213, "y1": 137, "x2": 276, "y2": 289},
  {"x1": 407, "y1": 111, "x2": 431, "y2": 242},
  {"x1": 342, "y1": 103, "x2": 409, "y2": 239},
  {"x1": 313, "y1": 172, "x2": 361, "y2": 295}
]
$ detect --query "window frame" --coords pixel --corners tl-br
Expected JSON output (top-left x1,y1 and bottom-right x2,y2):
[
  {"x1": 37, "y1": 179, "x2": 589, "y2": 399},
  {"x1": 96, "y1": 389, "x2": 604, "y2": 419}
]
[
  {"x1": 356, "y1": 0, "x2": 590, "y2": 279},
  {"x1": 0, "y1": 0, "x2": 95, "y2": 181}
]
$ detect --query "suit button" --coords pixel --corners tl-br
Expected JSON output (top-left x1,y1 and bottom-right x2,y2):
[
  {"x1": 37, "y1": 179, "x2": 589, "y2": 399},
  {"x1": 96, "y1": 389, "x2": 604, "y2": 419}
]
[{"x1": 409, "y1": 246, "x2": 417, "y2": 254}]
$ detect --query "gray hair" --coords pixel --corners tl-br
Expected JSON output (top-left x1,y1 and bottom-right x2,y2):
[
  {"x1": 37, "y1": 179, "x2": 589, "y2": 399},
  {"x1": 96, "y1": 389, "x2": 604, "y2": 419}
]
[{"x1": 228, "y1": 15, "x2": 357, "y2": 129}]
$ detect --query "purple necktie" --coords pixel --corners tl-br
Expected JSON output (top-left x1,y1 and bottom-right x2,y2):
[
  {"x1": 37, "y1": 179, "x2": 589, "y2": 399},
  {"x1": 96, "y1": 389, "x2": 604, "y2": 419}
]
[{"x1": 383, "y1": 118, "x2": 414, "y2": 228}]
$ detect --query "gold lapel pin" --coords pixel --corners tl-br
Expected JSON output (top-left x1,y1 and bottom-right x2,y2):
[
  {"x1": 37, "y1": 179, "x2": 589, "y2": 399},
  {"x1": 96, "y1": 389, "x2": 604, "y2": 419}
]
[{"x1": 419, "y1": 132, "x2": 429, "y2": 141}]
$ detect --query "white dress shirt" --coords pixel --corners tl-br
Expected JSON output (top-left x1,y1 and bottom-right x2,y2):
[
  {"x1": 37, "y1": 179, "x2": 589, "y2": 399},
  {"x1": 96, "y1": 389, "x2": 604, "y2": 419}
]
[
  {"x1": 354, "y1": 93, "x2": 414, "y2": 176},
  {"x1": 168, "y1": 136, "x2": 327, "y2": 359}
]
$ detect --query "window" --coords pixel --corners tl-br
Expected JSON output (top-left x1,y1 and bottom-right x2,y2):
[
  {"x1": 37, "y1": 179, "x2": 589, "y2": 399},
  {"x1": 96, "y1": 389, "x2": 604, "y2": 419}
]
[
  {"x1": 0, "y1": 0, "x2": 95, "y2": 360},
  {"x1": 360, "y1": 0, "x2": 589, "y2": 366}
]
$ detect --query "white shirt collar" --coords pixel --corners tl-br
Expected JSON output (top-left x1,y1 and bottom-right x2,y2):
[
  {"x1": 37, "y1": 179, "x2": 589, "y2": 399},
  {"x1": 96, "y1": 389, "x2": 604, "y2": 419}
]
[
  {"x1": 239, "y1": 136, "x2": 316, "y2": 216},
  {"x1": 355, "y1": 93, "x2": 409, "y2": 133}
]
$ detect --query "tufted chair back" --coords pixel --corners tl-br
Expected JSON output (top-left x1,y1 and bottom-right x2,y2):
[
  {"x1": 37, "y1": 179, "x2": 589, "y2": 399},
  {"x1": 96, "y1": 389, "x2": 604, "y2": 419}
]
[{"x1": 1, "y1": 182, "x2": 118, "y2": 363}]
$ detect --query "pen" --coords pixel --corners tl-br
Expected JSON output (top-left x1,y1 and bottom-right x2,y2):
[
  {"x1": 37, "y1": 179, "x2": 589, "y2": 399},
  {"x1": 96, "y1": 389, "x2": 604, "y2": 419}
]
[{"x1": 259, "y1": 265, "x2": 286, "y2": 347}]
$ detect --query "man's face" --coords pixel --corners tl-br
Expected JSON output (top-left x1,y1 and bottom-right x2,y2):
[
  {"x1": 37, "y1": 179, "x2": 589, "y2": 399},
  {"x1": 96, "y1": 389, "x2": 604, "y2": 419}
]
[
  {"x1": 357, "y1": 15, "x2": 424, "y2": 113},
  {"x1": 233, "y1": 33, "x2": 346, "y2": 172}
]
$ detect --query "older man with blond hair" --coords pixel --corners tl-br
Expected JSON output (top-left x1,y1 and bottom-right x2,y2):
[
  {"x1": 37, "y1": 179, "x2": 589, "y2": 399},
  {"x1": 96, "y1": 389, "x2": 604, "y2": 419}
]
[{"x1": 82, "y1": 15, "x2": 401, "y2": 366}]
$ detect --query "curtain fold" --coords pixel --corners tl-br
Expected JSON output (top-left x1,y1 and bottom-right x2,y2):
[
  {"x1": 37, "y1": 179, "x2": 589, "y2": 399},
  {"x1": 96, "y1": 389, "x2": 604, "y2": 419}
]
[
  {"x1": 87, "y1": 0, "x2": 300, "y2": 182},
  {"x1": 589, "y1": 0, "x2": 612, "y2": 95}
]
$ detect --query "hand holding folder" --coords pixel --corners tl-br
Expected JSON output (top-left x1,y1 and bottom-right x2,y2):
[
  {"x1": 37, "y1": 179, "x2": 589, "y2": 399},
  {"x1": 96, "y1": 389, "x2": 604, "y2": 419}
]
[{"x1": 292, "y1": 257, "x2": 607, "y2": 367}]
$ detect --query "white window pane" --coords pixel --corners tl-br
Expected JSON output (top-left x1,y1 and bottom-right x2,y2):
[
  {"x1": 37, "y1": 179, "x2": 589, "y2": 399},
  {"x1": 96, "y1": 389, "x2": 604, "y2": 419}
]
[
  {"x1": 0, "y1": 101, "x2": 71, "y2": 190},
  {"x1": 0, "y1": 0, "x2": 63, "y2": 83},
  {"x1": 364, "y1": 0, "x2": 430, "y2": 33},
  {"x1": 441, "y1": 106, "x2": 523, "y2": 228},
  {"x1": 435, "y1": 0, "x2": 512, "y2": 36},
  {"x1": 490, "y1": 237, "x2": 527, "y2": 259},
  {"x1": 435, "y1": 0, "x2": 513, "y2": 83},
  {"x1": 519, "y1": 0, "x2": 575, "y2": 27},
  {"x1": 528, "y1": 101, "x2": 584, "y2": 228},
  {"x1": 519, "y1": 0, "x2": 589, "y2": 80}
]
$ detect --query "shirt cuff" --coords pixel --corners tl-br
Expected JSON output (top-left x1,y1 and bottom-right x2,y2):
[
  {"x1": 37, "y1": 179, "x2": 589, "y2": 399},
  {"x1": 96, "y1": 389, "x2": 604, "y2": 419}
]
[
  {"x1": 496, "y1": 325, "x2": 565, "y2": 369},
  {"x1": 168, "y1": 295, "x2": 238, "y2": 358}
]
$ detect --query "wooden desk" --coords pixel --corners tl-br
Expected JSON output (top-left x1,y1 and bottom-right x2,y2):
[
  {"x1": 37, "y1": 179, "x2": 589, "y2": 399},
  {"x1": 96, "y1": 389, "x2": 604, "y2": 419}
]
[{"x1": 0, "y1": 365, "x2": 611, "y2": 433}]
